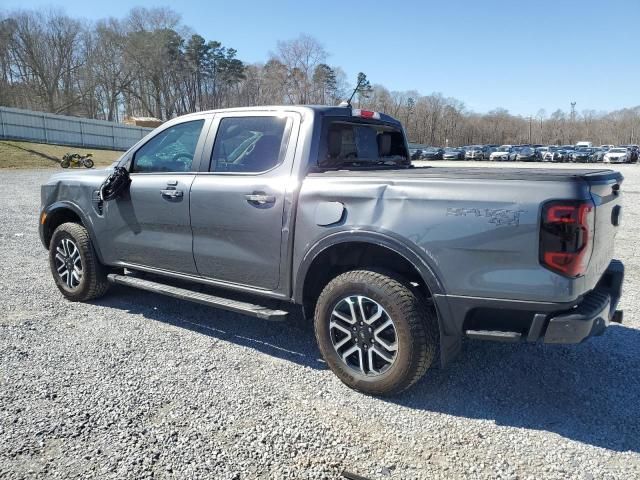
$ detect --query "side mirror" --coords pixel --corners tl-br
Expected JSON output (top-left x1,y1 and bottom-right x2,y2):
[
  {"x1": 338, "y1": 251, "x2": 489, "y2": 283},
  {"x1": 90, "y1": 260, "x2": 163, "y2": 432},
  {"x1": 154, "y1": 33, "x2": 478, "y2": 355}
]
[{"x1": 99, "y1": 166, "x2": 131, "y2": 201}]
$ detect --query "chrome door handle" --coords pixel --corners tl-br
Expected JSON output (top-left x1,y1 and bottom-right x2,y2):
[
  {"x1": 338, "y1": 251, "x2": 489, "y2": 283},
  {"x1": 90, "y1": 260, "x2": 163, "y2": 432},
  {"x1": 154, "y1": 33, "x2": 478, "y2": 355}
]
[
  {"x1": 161, "y1": 189, "x2": 184, "y2": 198},
  {"x1": 244, "y1": 193, "x2": 275, "y2": 205}
]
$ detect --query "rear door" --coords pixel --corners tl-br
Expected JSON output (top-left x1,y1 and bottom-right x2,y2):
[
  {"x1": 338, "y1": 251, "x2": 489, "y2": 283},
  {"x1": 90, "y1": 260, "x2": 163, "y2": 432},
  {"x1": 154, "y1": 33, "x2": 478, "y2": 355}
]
[
  {"x1": 190, "y1": 111, "x2": 300, "y2": 290},
  {"x1": 102, "y1": 117, "x2": 210, "y2": 274}
]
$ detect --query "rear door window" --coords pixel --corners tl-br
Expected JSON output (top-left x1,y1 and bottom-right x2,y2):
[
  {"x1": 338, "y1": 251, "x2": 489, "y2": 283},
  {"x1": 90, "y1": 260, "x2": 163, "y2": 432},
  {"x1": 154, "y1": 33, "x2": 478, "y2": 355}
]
[{"x1": 210, "y1": 116, "x2": 290, "y2": 173}]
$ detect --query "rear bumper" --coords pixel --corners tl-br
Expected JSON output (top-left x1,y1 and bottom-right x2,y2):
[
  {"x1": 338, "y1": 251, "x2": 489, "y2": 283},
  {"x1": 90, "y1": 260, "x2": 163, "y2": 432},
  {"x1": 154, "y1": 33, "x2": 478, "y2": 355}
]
[
  {"x1": 434, "y1": 260, "x2": 624, "y2": 359},
  {"x1": 543, "y1": 259, "x2": 624, "y2": 343}
]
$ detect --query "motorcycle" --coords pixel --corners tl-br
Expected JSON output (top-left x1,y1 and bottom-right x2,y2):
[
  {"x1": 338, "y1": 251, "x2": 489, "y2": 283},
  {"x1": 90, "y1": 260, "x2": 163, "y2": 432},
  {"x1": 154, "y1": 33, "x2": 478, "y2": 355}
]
[{"x1": 61, "y1": 153, "x2": 94, "y2": 169}]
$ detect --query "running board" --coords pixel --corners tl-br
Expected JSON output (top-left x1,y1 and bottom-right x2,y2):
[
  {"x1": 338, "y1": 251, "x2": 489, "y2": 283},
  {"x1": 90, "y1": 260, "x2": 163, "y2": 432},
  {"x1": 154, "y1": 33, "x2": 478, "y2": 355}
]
[
  {"x1": 465, "y1": 330, "x2": 522, "y2": 342},
  {"x1": 107, "y1": 273, "x2": 288, "y2": 321}
]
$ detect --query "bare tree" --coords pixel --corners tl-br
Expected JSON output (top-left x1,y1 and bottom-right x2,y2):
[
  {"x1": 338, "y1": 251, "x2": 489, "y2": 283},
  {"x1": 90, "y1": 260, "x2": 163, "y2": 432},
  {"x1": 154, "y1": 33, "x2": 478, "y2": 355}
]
[
  {"x1": 7, "y1": 10, "x2": 85, "y2": 113},
  {"x1": 0, "y1": 9, "x2": 638, "y2": 146},
  {"x1": 272, "y1": 34, "x2": 327, "y2": 104}
]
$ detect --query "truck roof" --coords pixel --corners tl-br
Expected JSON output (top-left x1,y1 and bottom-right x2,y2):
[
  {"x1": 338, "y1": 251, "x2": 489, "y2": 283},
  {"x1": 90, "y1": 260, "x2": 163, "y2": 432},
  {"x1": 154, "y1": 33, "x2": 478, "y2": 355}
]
[{"x1": 180, "y1": 105, "x2": 402, "y2": 126}]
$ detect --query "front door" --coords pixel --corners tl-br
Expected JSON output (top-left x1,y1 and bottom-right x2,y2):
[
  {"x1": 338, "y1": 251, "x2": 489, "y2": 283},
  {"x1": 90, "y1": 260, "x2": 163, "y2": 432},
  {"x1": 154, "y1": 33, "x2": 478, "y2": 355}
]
[
  {"x1": 190, "y1": 112, "x2": 299, "y2": 290},
  {"x1": 102, "y1": 118, "x2": 208, "y2": 274}
]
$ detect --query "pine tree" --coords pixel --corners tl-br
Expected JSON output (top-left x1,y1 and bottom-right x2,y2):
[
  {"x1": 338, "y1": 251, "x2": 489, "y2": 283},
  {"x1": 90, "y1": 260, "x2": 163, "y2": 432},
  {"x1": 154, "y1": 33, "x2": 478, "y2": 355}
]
[{"x1": 355, "y1": 72, "x2": 372, "y2": 107}]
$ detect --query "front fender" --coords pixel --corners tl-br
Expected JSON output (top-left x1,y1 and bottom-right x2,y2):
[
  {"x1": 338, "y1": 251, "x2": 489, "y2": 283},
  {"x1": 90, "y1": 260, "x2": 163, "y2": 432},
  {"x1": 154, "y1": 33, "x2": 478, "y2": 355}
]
[{"x1": 40, "y1": 201, "x2": 105, "y2": 263}]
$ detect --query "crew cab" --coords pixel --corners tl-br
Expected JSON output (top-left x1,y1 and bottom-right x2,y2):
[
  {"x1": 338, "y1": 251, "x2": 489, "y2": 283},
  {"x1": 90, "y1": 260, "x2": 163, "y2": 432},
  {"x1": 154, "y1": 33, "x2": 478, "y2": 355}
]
[{"x1": 39, "y1": 106, "x2": 625, "y2": 396}]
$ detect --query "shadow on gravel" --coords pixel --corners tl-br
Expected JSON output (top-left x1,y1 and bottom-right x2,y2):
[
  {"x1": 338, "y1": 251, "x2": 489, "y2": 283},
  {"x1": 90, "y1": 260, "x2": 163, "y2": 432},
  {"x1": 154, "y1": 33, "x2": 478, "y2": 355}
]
[
  {"x1": 94, "y1": 287, "x2": 639, "y2": 453},
  {"x1": 93, "y1": 285, "x2": 326, "y2": 371},
  {"x1": 391, "y1": 325, "x2": 640, "y2": 453}
]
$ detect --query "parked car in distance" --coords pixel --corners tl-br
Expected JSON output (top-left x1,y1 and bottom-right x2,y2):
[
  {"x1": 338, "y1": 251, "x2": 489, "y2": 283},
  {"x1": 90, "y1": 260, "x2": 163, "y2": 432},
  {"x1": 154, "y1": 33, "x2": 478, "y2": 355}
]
[
  {"x1": 590, "y1": 148, "x2": 607, "y2": 163},
  {"x1": 421, "y1": 147, "x2": 444, "y2": 160},
  {"x1": 558, "y1": 147, "x2": 575, "y2": 162},
  {"x1": 443, "y1": 147, "x2": 465, "y2": 160},
  {"x1": 542, "y1": 146, "x2": 561, "y2": 162},
  {"x1": 464, "y1": 145, "x2": 486, "y2": 160},
  {"x1": 536, "y1": 146, "x2": 549, "y2": 157},
  {"x1": 600, "y1": 145, "x2": 614, "y2": 151},
  {"x1": 410, "y1": 148, "x2": 423, "y2": 160},
  {"x1": 603, "y1": 147, "x2": 630, "y2": 163},
  {"x1": 515, "y1": 146, "x2": 537, "y2": 161},
  {"x1": 489, "y1": 145, "x2": 514, "y2": 161},
  {"x1": 571, "y1": 147, "x2": 594, "y2": 163},
  {"x1": 38, "y1": 104, "x2": 626, "y2": 397},
  {"x1": 575, "y1": 141, "x2": 593, "y2": 148}
]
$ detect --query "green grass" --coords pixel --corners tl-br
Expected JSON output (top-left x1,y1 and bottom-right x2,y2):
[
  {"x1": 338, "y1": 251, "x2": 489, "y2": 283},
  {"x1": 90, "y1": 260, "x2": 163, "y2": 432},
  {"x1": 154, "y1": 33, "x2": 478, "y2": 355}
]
[{"x1": 0, "y1": 140, "x2": 122, "y2": 169}]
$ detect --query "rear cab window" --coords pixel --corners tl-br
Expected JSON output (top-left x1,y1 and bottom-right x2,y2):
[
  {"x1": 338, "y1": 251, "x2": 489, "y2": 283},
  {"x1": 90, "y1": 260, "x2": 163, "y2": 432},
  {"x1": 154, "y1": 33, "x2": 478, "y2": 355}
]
[{"x1": 317, "y1": 117, "x2": 409, "y2": 169}]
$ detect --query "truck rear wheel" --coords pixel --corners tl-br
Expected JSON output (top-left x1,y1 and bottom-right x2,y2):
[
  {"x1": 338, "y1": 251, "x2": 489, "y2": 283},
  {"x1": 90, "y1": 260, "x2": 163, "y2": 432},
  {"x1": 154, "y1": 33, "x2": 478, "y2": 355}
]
[
  {"x1": 48, "y1": 222, "x2": 109, "y2": 301},
  {"x1": 314, "y1": 270, "x2": 438, "y2": 396}
]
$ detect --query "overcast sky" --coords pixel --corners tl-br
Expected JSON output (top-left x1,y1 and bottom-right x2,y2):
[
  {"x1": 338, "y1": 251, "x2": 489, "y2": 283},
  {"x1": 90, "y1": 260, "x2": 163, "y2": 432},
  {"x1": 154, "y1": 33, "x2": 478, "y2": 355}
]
[{"x1": 3, "y1": 0, "x2": 638, "y2": 116}]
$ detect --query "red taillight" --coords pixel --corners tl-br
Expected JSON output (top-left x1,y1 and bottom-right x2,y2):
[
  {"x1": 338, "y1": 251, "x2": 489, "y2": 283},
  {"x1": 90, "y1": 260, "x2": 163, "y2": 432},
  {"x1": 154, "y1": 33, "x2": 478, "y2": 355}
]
[
  {"x1": 540, "y1": 200, "x2": 595, "y2": 277},
  {"x1": 352, "y1": 109, "x2": 381, "y2": 120}
]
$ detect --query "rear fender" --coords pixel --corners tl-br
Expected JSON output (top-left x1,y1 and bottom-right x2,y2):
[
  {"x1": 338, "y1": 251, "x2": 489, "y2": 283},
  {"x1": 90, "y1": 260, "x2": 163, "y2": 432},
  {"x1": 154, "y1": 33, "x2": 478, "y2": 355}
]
[{"x1": 294, "y1": 230, "x2": 461, "y2": 366}]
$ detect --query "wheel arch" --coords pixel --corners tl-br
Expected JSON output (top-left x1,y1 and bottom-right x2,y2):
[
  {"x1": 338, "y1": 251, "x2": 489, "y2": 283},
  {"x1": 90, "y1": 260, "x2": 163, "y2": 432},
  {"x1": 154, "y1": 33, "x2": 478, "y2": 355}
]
[
  {"x1": 294, "y1": 231, "x2": 445, "y2": 315},
  {"x1": 41, "y1": 202, "x2": 105, "y2": 263}
]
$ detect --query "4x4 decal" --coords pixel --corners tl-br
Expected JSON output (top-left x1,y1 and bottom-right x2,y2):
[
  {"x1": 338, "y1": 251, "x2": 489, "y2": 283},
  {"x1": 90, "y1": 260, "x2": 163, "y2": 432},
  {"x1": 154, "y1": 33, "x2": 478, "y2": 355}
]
[{"x1": 446, "y1": 207, "x2": 525, "y2": 226}]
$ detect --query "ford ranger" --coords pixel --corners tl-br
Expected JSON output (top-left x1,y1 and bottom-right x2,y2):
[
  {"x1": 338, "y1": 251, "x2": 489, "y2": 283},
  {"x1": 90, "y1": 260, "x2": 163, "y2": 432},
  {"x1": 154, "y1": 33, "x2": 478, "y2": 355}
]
[{"x1": 39, "y1": 105, "x2": 625, "y2": 396}]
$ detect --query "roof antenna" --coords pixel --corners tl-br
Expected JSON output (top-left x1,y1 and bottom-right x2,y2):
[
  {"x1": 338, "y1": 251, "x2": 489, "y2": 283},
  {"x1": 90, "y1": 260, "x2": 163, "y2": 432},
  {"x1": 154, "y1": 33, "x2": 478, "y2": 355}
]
[{"x1": 339, "y1": 77, "x2": 364, "y2": 108}]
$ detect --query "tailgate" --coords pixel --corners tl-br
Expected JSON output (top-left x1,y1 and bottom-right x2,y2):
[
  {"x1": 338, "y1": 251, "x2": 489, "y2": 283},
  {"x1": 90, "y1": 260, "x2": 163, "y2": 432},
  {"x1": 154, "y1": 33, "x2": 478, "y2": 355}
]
[{"x1": 584, "y1": 170, "x2": 623, "y2": 288}]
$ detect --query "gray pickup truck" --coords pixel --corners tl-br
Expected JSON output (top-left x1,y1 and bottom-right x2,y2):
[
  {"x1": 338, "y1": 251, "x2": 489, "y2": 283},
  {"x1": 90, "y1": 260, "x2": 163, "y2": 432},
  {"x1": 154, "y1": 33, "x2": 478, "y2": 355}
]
[{"x1": 39, "y1": 105, "x2": 625, "y2": 395}]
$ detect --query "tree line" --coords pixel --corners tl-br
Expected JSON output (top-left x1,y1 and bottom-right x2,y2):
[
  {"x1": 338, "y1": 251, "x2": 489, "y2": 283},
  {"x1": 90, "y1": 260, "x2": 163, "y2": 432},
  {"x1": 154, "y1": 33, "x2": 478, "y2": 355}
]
[{"x1": 1, "y1": 8, "x2": 638, "y2": 146}]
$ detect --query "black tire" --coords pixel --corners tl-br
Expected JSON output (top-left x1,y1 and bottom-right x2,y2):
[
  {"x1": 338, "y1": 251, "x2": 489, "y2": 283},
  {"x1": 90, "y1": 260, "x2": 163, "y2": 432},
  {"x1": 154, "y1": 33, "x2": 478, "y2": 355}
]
[
  {"x1": 60, "y1": 159, "x2": 70, "y2": 168},
  {"x1": 314, "y1": 270, "x2": 438, "y2": 396},
  {"x1": 83, "y1": 158, "x2": 94, "y2": 168},
  {"x1": 49, "y1": 222, "x2": 109, "y2": 301}
]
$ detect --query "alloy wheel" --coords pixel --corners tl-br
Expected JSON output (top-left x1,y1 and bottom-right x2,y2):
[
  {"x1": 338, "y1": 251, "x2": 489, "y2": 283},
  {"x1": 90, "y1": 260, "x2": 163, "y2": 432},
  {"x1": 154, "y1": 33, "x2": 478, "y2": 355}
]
[
  {"x1": 329, "y1": 295, "x2": 398, "y2": 376},
  {"x1": 54, "y1": 238, "x2": 83, "y2": 289}
]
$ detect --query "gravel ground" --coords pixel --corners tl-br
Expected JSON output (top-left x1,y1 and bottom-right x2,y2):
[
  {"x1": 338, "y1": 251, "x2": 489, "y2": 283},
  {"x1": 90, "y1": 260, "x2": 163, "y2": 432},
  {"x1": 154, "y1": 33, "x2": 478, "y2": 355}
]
[{"x1": 1, "y1": 163, "x2": 639, "y2": 479}]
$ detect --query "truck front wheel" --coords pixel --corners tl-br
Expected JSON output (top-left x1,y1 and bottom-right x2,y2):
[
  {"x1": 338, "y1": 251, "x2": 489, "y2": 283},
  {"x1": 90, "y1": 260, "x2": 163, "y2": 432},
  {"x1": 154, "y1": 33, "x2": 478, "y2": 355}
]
[
  {"x1": 48, "y1": 222, "x2": 110, "y2": 301},
  {"x1": 314, "y1": 270, "x2": 438, "y2": 396}
]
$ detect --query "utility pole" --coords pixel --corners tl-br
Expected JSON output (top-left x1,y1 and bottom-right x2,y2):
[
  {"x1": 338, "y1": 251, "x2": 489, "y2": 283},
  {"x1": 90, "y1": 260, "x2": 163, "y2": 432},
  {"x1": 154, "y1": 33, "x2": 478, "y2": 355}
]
[
  {"x1": 570, "y1": 102, "x2": 576, "y2": 144},
  {"x1": 529, "y1": 116, "x2": 532, "y2": 144}
]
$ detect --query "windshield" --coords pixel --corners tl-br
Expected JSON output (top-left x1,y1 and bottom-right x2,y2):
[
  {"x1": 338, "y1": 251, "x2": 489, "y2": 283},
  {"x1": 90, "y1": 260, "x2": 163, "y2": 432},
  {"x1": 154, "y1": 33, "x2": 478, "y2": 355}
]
[
  {"x1": 318, "y1": 119, "x2": 409, "y2": 169},
  {"x1": 610, "y1": 148, "x2": 626, "y2": 153}
]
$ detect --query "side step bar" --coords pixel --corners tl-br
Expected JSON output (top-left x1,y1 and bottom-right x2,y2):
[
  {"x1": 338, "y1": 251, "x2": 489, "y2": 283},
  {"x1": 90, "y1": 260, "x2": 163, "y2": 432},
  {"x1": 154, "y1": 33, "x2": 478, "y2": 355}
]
[
  {"x1": 465, "y1": 330, "x2": 522, "y2": 342},
  {"x1": 107, "y1": 274, "x2": 288, "y2": 321}
]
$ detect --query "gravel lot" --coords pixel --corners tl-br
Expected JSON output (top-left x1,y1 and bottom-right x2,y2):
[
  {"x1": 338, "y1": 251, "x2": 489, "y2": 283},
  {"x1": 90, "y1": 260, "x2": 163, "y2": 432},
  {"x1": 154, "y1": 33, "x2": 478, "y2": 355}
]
[{"x1": 1, "y1": 163, "x2": 639, "y2": 479}]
